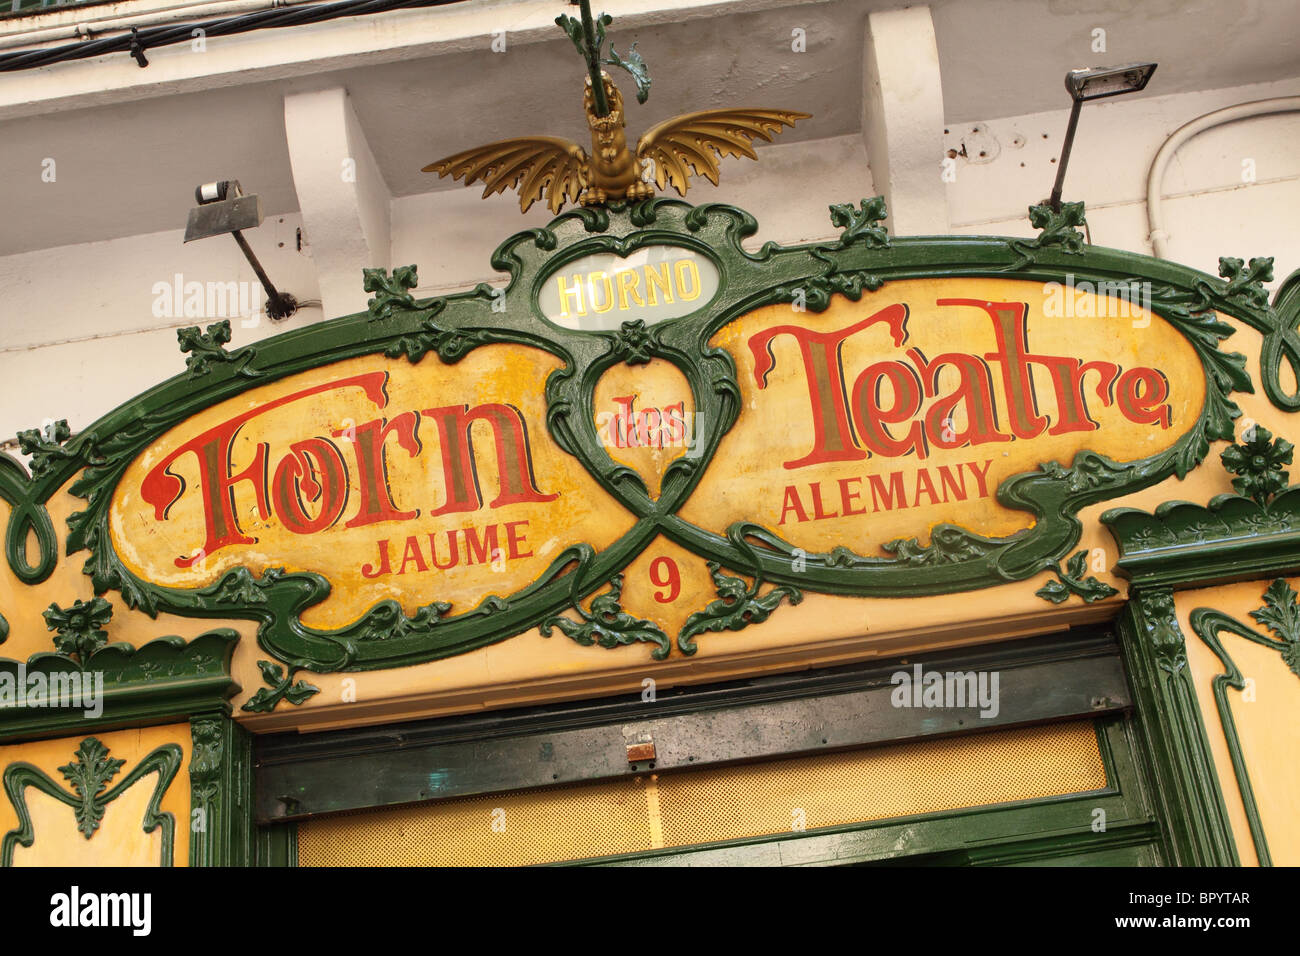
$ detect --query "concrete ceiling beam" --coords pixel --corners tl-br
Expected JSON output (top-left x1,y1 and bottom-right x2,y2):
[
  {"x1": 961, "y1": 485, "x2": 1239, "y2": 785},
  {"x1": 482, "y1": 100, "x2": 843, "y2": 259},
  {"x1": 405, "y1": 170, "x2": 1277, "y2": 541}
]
[
  {"x1": 861, "y1": 4, "x2": 949, "y2": 237},
  {"x1": 284, "y1": 86, "x2": 390, "y2": 318}
]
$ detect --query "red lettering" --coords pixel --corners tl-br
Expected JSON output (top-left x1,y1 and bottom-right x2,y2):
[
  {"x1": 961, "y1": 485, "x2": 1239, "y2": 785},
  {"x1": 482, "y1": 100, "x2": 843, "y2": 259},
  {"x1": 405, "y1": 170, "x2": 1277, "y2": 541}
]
[
  {"x1": 748, "y1": 304, "x2": 909, "y2": 469},
  {"x1": 838, "y1": 476, "x2": 867, "y2": 516},
  {"x1": 778, "y1": 485, "x2": 810, "y2": 524},
  {"x1": 425, "y1": 403, "x2": 558, "y2": 515},
  {"x1": 869, "y1": 472, "x2": 906, "y2": 511},
  {"x1": 850, "y1": 360, "x2": 928, "y2": 458},
  {"x1": 462, "y1": 524, "x2": 500, "y2": 565},
  {"x1": 272, "y1": 437, "x2": 349, "y2": 535},
  {"x1": 1117, "y1": 368, "x2": 1172, "y2": 427},
  {"x1": 340, "y1": 412, "x2": 421, "y2": 528}
]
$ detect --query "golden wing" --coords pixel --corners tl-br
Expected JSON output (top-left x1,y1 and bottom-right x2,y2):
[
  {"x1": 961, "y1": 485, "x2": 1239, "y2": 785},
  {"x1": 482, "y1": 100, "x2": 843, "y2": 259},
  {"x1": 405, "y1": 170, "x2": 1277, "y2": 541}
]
[
  {"x1": 422, "y1": 137, "x2": 588, "y2": 214},
  {"x1": 636, "y1": 109, "x2": 811, "y2": 196}
]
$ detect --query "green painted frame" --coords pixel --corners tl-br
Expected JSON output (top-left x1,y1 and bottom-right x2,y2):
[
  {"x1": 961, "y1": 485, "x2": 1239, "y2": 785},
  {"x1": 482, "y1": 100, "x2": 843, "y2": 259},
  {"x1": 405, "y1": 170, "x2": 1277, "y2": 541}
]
[
  {"x1": 1, "y1": 736, "x2": 182, "y2": 866},
  {"x1": 2, "y1": 197, "x2": 1297, "y2": 709},
  {"x1": 1187, "y1": 578, "x2": 1300, "y2": 867}
]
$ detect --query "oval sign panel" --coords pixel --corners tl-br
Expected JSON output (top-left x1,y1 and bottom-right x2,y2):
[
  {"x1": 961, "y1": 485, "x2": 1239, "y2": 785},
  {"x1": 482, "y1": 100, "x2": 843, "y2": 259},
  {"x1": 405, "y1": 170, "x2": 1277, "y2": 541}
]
[{"x1": 537, "y1": 246, "x2": 719, "y2": 330}]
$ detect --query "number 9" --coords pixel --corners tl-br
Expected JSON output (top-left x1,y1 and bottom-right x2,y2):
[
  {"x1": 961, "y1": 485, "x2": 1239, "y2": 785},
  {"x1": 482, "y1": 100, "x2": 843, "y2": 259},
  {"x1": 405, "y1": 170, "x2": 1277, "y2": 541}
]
[{"x1": 649, "y1": 556, "x2": 680, "y2": 604}]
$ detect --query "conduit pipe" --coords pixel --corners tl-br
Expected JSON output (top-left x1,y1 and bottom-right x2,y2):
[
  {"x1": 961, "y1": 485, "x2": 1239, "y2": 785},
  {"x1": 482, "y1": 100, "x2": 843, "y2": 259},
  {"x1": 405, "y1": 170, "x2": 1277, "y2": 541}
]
[{"x1": 1147, "y1": 97, "x2": 1300, "y2": 259}]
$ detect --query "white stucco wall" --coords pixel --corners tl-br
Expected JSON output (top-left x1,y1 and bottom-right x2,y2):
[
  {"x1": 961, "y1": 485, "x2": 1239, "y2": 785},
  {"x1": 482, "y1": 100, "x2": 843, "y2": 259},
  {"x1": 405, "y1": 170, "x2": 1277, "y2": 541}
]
[{"x1": 1, "y1": 0, "x2": 1297, "y2": 449}]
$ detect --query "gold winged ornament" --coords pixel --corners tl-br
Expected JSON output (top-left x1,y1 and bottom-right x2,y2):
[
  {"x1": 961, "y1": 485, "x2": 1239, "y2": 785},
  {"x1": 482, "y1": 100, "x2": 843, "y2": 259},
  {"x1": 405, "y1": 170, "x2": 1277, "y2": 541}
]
[{"x1": 424, "y1": 72, "x2": 810, "y2": 214}]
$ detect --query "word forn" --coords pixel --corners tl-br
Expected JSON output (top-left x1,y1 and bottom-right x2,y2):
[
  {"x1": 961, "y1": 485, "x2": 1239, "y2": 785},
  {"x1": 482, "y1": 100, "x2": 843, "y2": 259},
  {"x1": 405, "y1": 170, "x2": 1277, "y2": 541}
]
[
  {"x1": 140, "y1": 372, "x2": 555, "y2": 568},
  {"x1": 750, "y1": 298, "x2": 1173, "y2": 470},
  {"x1": 554, "y1": 258, "x2": 703, "y2": 318},
  {"x1": 597, "y1": 395, "x2": 690, "y2": 449}
]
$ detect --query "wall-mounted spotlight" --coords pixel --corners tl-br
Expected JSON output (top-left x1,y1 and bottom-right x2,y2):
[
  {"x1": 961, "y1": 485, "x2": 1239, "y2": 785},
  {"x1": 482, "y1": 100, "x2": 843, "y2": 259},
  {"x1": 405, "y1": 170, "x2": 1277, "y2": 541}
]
[
  {"x1": 184, "y1": 180, "x2": 298, "y2": 321},
  {"x1": 1046, "y1": 62, "x2": 1157, "y2": 212}
]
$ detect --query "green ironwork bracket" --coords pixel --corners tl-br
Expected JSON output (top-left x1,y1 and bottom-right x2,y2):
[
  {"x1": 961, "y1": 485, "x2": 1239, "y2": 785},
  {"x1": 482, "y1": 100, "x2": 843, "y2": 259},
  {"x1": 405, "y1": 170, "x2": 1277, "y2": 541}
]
[{"x1": 1104, "y1": 428, "x2": 1300, "y2": 589}]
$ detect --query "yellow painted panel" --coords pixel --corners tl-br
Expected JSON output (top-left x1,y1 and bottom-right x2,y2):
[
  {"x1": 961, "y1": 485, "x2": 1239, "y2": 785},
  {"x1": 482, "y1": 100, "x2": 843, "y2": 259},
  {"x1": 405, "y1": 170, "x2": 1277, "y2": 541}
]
[
  {"x1": 0, "y1": 724, "x2": 191, "y2": 867},
  {"x1": 107, "y1": 346, "x2": 637, "y2": 629},
  {"x1": 1178, "y1": 579, "x2": 1300, "y2": 867},
  {"x1": 684, "y1": 277, "x2": 1205, "y2": 551}
]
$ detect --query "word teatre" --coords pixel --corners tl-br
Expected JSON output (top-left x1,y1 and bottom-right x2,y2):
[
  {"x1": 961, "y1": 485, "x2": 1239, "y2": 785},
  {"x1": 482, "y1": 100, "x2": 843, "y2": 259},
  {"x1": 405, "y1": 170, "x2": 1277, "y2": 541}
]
[{"x1": 750, "y1": 298, "x2": 1173, "y2": 469}]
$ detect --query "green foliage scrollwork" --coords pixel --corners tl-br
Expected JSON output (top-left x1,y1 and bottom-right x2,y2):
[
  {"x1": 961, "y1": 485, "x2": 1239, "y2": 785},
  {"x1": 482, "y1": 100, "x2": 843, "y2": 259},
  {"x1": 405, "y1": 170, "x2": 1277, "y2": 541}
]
[
  {"x1": 1188, "y1": 576, "x2": 1300, "y2": 865},
  {"x1": 1220, "y1": 425, "x2": 1293, "y2": 505},
  {"x1": 242, "y1": 661, "x2": 321, "y2": 713},
  {"x1": 1005, "y1": 201, "x2": 1088, "y2": 269},
  {"x1": 677, "y1": 560, "x2": 802, "y2": 656},
  {"x1": 42, "y1": 596, "x2": 114, "y2": 661},
  {"x1": 0, "y1": 194, "x2": 1289, "y2": 705},
  {"x1": 364, "y1": 264, "x2": 419, "y2": 320},
  {"x1": 59, "y1": 737, "x2": 125, "y2": 838},
  {"x1": 540, "y1": 573, "x2": 671, "y2": 661},
  {"x1": 1248, "y1": 578, "x2": 1300, "y2": 676},
  {"x1": 828, "y1": 197, "x2": 890, "y2": 249},
  {"x1": 611, "y1": 319, "x2": 654, "y2": 365},
  {"x1": 16, "y1": 419, "x2": 73, "y2": 478},
  {"x1": 1035, "y1": 550, "x2": 1120, "y2": 605},
  {"x1": 177, "y1": 320, "x2": 260, "y2": 379},
  {"x1": 1, "y1": 737, "x2": 182, "y2": 865}
]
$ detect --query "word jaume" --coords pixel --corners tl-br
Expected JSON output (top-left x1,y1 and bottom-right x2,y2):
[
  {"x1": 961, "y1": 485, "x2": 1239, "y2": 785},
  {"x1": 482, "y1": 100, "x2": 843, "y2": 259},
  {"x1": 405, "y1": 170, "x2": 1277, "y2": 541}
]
[
  {"x1": 141, "y1": 372, "x2": 556, "y2": 568},
  {"x1": 50, "y1": 887, "x2": 151, "y2": 936},
  {"x1": 0, "y1": 665, "x2": 103, "y2": 718},
  {"x1": 750, "y1": 299, "x2": 1173, "y2": 470},
  {"x1": 361, "y1": 519, "x2": 533, "y2": 579}
]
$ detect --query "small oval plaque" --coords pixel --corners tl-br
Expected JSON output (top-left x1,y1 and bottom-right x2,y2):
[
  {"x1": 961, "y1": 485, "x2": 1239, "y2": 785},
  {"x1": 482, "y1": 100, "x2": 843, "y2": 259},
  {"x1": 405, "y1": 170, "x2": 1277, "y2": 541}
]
[{"x1": 537, "y1": 246, "x2": 719, "y2": 330}]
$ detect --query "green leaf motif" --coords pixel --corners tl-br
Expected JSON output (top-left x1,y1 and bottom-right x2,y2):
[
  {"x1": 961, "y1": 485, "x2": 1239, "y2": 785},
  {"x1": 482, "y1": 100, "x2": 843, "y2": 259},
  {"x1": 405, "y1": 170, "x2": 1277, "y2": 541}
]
[
  {"x1": 540, "y1": 575, "x2": 671, "y2": 660},
  {"x1": 16, "y1": 420, "x2": 77, "y2": 480},
  {"x1": 58, "y1": 738, "x2": 125, "y2": 839},
  {"x1": 1004, "y1": 201, "x2": 1087, "y2": 270},
  {"x1": 42, "y1": 596, "x2": 114, "y2": 660},
  {"x1": 242, "y1": 660, "x2": 321, "y2": 713},
  {"x1": 1217, "y1": 256, "x2": 1274, "y2": 312},
  {"x1": 677, "y1": 562, "x2": 803, "y2": 655},
  {"x1": 612, "y1": 319, "x2": 654, "y2": 365},
  {"x1": 177, "y1": 320, "x2": 259, "y2": 379},
  {"x1": 828, "y1": 197, "x2": 890, "y2": 249},
  {"x1": 363, "y1": 264, "x2": 419, "y2": 320},
  {"x1": 605, "y1": 42, "x2": 651, "y2": 104},
  {"x1": 1035, "y1": 550, "x2": 1119, "y2": 605},
  {"x1": 1220, "y1": 426, "x2": 1293, "y2": 505},
  {"x1": 1249, "y1": 579, "x2": 1300, "y2": 675}
]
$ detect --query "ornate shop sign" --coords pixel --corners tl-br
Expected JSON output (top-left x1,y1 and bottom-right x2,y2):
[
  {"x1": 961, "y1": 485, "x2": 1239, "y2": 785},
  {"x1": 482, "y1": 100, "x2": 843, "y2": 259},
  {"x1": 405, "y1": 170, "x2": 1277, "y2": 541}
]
[{"x1": 2, "y1": 4, "x2": 1298, "y2": 713}]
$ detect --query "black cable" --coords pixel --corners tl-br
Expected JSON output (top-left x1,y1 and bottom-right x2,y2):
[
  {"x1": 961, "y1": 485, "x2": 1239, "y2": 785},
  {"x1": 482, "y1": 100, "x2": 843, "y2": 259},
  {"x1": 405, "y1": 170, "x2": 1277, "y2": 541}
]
[{"x1": 0, "y1": 0, "x2": 464, "y2": 72}]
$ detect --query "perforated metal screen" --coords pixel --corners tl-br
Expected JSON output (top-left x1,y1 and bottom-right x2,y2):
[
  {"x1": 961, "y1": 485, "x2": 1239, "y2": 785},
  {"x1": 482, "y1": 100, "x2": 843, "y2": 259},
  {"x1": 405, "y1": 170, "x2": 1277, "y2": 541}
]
[{"x1": 297, "y1": 719, "x2": 1106, "y2": 866}]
